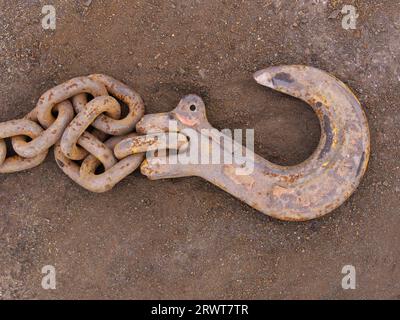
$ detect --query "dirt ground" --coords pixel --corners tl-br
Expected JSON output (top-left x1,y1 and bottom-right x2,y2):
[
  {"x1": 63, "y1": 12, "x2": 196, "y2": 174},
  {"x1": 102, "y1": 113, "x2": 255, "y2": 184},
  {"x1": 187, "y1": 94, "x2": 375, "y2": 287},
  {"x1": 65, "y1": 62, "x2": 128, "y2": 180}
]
[{"x1": 0, "y1": 0, "x2": 399, "y2": 299}]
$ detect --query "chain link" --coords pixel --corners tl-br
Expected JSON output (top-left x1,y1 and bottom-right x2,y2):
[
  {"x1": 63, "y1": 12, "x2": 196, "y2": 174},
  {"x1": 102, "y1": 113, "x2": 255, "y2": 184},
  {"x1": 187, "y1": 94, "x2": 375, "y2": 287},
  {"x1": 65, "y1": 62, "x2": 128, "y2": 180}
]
[{"x1": 0, "y1": 119, "x2": 48, "y2": 173}]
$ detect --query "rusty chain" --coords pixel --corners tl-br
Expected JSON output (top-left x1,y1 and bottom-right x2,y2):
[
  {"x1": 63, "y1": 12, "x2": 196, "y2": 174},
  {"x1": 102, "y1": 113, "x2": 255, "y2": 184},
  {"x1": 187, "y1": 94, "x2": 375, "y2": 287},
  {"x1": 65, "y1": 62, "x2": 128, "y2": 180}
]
[
  {"x1": 0, "y1": 66, "x2": 370, "y2": 221},
  {"x1": 0, "y1": 74, "x2": 165, "y2": 192}
]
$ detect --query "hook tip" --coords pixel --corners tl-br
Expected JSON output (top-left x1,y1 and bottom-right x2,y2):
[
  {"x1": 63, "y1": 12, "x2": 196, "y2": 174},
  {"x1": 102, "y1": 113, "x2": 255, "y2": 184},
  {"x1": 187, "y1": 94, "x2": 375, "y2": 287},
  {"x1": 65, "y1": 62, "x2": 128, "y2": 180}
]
[{"x1": 253, "y1": 69, "x2": 271, "y2": 86}]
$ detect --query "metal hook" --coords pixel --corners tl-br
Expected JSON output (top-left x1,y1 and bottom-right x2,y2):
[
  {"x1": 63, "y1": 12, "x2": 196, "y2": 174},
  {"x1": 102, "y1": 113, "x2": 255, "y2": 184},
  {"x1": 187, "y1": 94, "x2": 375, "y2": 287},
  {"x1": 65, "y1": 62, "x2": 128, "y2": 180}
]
[{"x1": 120, "y1": 65, "x2": 370, "y2": 221}]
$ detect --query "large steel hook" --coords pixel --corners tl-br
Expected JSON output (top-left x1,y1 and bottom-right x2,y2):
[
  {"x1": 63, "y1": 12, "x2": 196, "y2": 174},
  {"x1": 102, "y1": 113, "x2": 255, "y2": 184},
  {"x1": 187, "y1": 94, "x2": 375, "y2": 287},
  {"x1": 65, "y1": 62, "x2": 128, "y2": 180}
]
[{"x1": 119, "y1": 65, "x2": 370, "y2": 221}]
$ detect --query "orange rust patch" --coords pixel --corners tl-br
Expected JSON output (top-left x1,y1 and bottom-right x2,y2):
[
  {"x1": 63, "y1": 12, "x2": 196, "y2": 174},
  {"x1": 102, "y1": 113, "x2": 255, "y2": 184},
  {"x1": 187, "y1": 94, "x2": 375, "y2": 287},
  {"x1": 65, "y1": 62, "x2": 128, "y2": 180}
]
[
  {"x1": 272, "y1": 185, "x2": 291, "y2": 197},
  {"x1": 223, "y1": 165, "x2": 255, "y2": 190},
  {"x1": 176, "y1": 114, "x2": 198, "y2": 126}
]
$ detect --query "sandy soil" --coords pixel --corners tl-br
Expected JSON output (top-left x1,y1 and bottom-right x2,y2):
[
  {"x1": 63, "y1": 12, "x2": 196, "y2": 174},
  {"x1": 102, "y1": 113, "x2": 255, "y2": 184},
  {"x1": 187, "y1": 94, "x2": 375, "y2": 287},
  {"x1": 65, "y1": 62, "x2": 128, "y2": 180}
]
[{"x1": 0, "y1": 0, "x2": 399, "y2": 299}]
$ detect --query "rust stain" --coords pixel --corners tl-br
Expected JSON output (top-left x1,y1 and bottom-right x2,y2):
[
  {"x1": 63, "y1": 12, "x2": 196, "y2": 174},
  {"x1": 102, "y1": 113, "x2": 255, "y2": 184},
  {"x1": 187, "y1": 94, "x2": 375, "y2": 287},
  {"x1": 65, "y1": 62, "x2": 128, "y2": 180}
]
[{"x1": 223, "y1": 165, "x2": 255, "y2": 190}]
